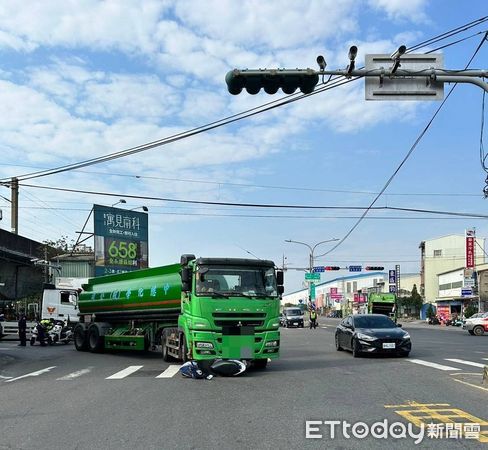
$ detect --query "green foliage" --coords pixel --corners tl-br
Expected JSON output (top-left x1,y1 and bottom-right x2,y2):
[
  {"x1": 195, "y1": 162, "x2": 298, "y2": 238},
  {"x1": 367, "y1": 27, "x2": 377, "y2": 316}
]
[
  {"x1": 426, "y1": 303, "x2": 435, "y2": 319},
  {"x1": 41, "y1": 235, "x2": 77, "y2": 259},
  {"x1": 464, "y1": 304, "x2": 478, "y2": 318}
]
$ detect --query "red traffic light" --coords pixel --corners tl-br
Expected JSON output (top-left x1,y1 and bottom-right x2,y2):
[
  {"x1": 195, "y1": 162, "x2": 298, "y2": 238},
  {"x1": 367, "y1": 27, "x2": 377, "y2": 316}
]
[
  {"x1": 365, "y1": 266, "x2": 384, "y2": 271},
  {"x1": 325, "y1": 266, "x2": 341, "y2": 271}
]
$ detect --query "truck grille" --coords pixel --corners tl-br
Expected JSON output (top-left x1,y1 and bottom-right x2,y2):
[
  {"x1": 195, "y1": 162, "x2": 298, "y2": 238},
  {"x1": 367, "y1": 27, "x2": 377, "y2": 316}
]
[
  {"x1": 212, "y1": 312, "x2": 266, "y2": 318},
  {"x1": 214, "y1": 319, "x2": 264, "y2": 327}
]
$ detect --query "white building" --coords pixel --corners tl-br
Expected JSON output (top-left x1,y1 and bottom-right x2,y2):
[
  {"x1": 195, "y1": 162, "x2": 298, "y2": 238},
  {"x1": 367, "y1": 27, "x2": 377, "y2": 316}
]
[{"x1": 419, "y1": 234, "x2": 485, "y2": 304}]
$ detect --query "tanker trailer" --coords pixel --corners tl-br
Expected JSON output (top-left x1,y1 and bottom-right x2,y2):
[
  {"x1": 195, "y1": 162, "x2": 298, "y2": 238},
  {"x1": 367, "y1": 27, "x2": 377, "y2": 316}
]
[{"x1": 74, "y1": 254, "x2": 284, "y2": 369}]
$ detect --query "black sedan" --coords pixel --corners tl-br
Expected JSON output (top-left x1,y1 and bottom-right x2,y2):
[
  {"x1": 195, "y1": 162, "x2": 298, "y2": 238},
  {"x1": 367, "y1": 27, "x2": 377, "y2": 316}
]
[{"x1": 335, "y1": 314, "x2": 411, "y2": 357}]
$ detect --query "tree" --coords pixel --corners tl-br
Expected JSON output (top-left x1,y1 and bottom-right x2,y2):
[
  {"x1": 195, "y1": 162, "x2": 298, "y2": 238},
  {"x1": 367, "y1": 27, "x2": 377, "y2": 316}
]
[
  {"x1": 464, "y1": 304, "x2": 478, "y2": 318},
  {"x1": 41, "y1": 235, "x2": 77, "y2": 260},
  {"x1": 426, "y1": 303, "x2": 435, "y2": 319}
]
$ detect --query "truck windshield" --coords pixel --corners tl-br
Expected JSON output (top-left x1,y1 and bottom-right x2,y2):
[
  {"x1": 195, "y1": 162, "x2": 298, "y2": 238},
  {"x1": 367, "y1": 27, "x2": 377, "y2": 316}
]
[{"x1": 195, "y1": 265, "x2": 278, "y2": 297}]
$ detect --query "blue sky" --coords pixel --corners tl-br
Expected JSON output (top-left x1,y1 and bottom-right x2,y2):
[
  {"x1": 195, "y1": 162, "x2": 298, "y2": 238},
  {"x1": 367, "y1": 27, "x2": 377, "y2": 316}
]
[{"x1": 0, "y1": 0, "x2": 487, "y2": 293}]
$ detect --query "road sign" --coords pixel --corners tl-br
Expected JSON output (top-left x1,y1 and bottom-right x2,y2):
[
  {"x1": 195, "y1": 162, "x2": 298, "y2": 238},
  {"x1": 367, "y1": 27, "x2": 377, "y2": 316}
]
[
  {"x1": 348, "y1": 265, "x2": 362, "y2": 272},
  {"x1": 365, "y1": 53, "x2": 444, "y2": 100},
  {"x1": 461, "y1": 288, "x2": 472, "y2": 297},
  {"x1": 305, "y1": 272, "x2": 321, "y2": 281},
  {"x1": 310, "y1": 283, "x2": 316, "y2": 300},
  {"x1": 313, "y1": 266, "x2": 325, "y2": 272}
]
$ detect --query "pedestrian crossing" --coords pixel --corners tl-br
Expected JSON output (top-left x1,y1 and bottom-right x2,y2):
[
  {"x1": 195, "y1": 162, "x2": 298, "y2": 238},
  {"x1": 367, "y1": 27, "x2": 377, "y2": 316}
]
[
  {"x1": 408, "y1": 357, "x2": 487, "y2": 372},
  {"x1": 2, "y1": 364, "x2": 184, "y2": 383}
]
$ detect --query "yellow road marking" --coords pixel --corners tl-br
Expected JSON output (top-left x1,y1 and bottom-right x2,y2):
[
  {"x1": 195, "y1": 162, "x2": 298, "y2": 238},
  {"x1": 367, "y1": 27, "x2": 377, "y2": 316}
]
[{"x1": 385, "y1": 401, "x2": 488, "y2": 443}]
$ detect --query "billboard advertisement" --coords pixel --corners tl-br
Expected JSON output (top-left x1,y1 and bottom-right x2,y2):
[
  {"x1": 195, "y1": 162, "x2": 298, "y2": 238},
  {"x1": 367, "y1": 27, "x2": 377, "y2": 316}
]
[
  {"x1": 93, "y1": 204, "x2": 149, "y2": 276},
  {"x1": 465, "y1": 229, "x2": 475, "y2": 269}
]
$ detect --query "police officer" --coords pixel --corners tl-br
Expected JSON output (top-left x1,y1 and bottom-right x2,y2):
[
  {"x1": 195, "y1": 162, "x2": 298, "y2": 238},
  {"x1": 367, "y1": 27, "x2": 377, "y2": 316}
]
[
  {"x1": 18, "y1": 309, "x2": 27, "y2": 346},
  {"x1": 309, "y1": 309, "x2": 317, "y2": 330}
]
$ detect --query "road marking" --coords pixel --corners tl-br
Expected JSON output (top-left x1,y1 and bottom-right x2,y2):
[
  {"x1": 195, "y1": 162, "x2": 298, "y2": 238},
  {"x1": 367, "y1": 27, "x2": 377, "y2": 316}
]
[
  {"x1": 106, "y1": 365, "x2": 143, "y2": 379},
  {"x1": 0, "y1": 375, "x2": 13, "y2": 379},
  {"x1": 408, "y1": 359, "x2": 459, "y2": 371},
  {"x1": 445, "y1": 358, "x2": 486, "y2": 368},
  {"x1": 452, "y1": 377, "x2": 488, "y2": 392},
  {"x1": 387, "y1": 401, "x2": 488, "y2": 443},
  {"x1": 57, "y1": 367, "x2": 93, "y2": 380},
  {"x1": 4, "y1": 366, "x2": 56, "y2": 383},
  {"x1": 0, "y1": 348, "x2": 15, "y2": 350},
  {"x1": 156, "y1": 365, "x2": 181, "y2": 378},
  {"x1": 320, "y1": 326, "x2": 328, "y2": 329}
]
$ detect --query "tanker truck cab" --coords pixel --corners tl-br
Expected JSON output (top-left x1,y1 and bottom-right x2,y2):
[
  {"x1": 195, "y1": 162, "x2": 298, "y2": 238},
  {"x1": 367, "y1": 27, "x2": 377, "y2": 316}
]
[{"x1": 177, "y1": 255, "x2": 283, "y2": 369}]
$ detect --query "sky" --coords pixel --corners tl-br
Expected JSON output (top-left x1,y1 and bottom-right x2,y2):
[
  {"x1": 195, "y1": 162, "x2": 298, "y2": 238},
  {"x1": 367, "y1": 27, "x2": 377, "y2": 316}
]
[{"x1": 0, "y1": 0, "x2": 487, "y2": 293}]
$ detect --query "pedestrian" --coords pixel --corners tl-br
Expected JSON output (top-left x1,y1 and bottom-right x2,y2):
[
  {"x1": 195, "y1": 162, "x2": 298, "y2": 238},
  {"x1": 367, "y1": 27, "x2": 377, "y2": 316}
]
[
  {"x1": 18, "y1": 309, "x2": 27, "y2": 346},
  {"x1": 309, "y1": 309, "x2": 317, "y2": 330}
]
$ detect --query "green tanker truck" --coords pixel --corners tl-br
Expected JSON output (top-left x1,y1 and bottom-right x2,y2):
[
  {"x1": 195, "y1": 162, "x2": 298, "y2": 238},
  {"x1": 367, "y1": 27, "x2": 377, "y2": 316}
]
[{"x1": 74, "y1": 254, "x2": 283, "y2": 368}]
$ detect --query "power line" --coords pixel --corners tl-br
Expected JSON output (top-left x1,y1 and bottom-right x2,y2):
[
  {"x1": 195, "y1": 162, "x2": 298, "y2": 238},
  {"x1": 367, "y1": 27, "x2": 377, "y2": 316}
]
[{"x1": 15, "y1": 182, "x2": 488, "y2": 219}]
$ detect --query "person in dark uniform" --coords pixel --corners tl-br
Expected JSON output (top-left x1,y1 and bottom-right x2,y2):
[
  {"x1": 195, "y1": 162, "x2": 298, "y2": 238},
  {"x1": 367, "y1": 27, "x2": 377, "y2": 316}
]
[{"x1": 18, "y1": 309, "x2": 27, "y2": 346}]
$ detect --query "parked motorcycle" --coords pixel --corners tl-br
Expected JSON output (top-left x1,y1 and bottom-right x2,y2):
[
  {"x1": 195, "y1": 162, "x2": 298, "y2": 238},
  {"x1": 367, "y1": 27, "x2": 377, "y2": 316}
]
[
  {"x1": 428, "y1": 316, "x2": 440, "y2": 325},
  {"x1": 48, "y1": 321, "x2": 73, "y2": 344},
  {"x1": 30, "y1": 322, "x2": 53, "y2": 346}
]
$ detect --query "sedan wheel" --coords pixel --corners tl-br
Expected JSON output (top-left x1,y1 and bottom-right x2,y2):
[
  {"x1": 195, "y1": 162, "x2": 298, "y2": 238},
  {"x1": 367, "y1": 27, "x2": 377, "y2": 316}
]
[
  {"x1": 473, "y1": 326, "x2": 485, "y2": 336},
  {"x1": 352, "y1": 339, "x2": 361, "y2": 358},
  {"x1": 335, "y1": 334, "x2": 343, "y2": 351}
]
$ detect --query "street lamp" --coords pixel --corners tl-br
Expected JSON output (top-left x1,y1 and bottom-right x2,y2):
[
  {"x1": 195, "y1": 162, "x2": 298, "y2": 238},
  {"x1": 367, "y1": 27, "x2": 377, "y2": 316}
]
[
  {"x1": 285, "y1": 238, "x2": 339, "y2": 310},
  {"x1": 111, "y1": 199, "x2": 126, "y2": 207},
  {"x1": 130, "y1": 206, "x2": 149, "y2": 212},
  {"x1": 284, "y1": 238, "x2": 339, "y2": 272}
]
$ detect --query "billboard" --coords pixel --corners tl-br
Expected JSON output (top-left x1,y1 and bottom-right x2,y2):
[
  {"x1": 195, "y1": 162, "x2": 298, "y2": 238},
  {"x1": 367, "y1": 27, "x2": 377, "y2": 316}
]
[
  {"x1": 465, "y1": 229, "x2": 475, "y2": 269},
  {"x1": 93, "y1": 204, "x2": 148, "y2": 276}
]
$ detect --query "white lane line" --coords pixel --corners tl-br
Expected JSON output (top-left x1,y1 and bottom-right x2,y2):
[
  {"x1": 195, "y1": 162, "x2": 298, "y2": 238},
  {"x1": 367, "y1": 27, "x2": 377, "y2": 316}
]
[
  {"x1": 57, "y1": 367, "x2": 93, "y2": 381},
  {"x1": 4, "y1": 366, "x2": 57, "y2": 383},
  {"x1": 483, "y1": 358, "x2": 488, "y2": 361},
  {"x1": 320, "y1": 326, "x2": 328, "y2": 329},
  {"x1": 0, "y1": 348, "x2": 16, "y2": 350},
  {"x1": 408, "y1": 359, "x2": 459, "y2": 371},
  {"x1": 445, "y1": 358, "x2": 486, "y2": 368},
  {"x1": 156, "y1": 365, "x2": 182, "y2": 378},
  {"x1": 0, "y1": 375, "x2": 13, "y2": 379},
  {"x1": 106, "y1": 365, "x2": 143, "y2": 380}
]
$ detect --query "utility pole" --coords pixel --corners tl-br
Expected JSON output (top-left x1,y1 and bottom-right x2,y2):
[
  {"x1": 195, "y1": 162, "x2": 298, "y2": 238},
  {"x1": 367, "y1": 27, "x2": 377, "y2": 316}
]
[{"x1": 10, "y1": 177, "x2": 18, "y2": 235}]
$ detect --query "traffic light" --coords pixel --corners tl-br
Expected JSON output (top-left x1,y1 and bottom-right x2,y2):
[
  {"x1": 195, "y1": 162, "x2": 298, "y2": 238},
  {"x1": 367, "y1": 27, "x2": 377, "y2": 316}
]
[
  {"x1": 325, "y1": 266, "x2": 341, "y2": 271},
  {"x1": 225, "y1": 69, "x2": 319, "y2": 95},
  {"x1": 364, "y1": 266, "x2": 384, "y2": 271}
]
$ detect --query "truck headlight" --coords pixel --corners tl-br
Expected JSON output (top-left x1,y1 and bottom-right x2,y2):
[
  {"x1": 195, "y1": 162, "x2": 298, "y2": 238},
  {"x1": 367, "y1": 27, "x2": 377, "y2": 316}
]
[
  {"x1": 265, "y1": 340, "x2": 279, "y2": 347},
  {"x1": 195, "y1": 342, "x2": 214, "y2": 349}
]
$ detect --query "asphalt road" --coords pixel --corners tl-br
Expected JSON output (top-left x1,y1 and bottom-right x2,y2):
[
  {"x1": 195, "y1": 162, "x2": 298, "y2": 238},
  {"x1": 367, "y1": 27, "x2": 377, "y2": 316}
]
[{"x1": 1, "y1": 321, "x2": 487, "y2": 450}]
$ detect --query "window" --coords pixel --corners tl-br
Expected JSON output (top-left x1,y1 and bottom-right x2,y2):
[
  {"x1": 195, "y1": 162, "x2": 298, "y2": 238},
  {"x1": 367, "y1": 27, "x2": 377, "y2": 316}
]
[
  {"x1": 433, "y1": 249, "x2": 442, "y2": 257},
  {"x1": 60, "y1": 291, "x2": 76, "y2": 305},
  {"x1": 353, "y1": 281, "x2": 357, "y2": 291},
  {"x1": 346, "y1": 282, "x2": 351, "y2": 293}
]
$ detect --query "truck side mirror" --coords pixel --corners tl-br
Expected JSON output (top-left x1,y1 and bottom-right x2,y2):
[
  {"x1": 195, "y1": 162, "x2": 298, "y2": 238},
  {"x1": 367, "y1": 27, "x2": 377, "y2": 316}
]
[
  {"x1": 276, "y1": 270, "x2": 284, "y2": 286},
  {"x1": 181, "y1": 268, "x2": 192, "y2": 292},
  {"x1": 277, "y1": 285, "x2": 284, "y2": 295}
]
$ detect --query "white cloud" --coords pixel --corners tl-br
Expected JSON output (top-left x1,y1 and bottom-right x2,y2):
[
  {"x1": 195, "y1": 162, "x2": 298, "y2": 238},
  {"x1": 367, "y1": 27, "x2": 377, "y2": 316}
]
[{"x1": 368, "y1": 0, "x2": 428, "y2": 22}]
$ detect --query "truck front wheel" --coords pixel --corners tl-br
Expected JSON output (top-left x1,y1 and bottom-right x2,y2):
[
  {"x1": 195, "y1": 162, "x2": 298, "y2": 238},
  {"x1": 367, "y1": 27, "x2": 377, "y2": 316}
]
[
  {"x1": 161, "y1": 329, "x2": 175, "y2": 362},
  {"x1": 74, "y1": 325, "x2": 88, "y2": 351}
]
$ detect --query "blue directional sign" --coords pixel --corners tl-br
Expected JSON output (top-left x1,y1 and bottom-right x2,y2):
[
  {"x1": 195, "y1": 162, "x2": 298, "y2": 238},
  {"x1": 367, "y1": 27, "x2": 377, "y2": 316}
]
[
  {"x1": 389, "y1": 285, "x2": 397, "y2": 293},
  {"x1": 313, "y1": 266, "x2": 325, "y2": 272},
  {"x1": 348, "y1": 265, "x2": 362, "y2": 272},
  {"x1": 461, "y1": 288, "x2": 472, "y2": 297}
]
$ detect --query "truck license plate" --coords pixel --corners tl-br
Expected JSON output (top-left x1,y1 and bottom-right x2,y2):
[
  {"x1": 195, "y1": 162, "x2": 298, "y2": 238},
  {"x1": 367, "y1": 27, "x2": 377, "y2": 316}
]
[{"x1": 382, "y1": 342, "x2": 395, "y2": 349}]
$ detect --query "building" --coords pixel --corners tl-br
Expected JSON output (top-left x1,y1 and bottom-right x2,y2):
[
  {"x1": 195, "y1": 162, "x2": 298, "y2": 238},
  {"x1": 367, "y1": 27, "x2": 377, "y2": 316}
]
[
  {"x1": 419, "y1": 234, "x2": 485, "y2": 304},
  {"x1": 436, "y1": 263, "x2": 488, "y2": 318}
]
